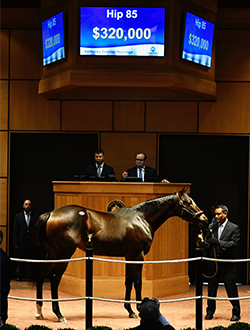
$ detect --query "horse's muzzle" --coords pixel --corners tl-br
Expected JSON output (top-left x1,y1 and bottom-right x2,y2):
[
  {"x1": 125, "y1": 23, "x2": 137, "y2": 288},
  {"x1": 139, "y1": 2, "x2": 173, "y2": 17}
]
[{"x1": 196, "y1": 212, "x2": 208, "y2": 227}]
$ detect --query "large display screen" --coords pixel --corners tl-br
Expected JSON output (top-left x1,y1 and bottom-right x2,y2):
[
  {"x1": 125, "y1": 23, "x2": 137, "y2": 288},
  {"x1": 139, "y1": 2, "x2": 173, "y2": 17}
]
[
  {"x1": 182, "y1": 12, "x2": 214, "y2": 68},
  {"x1": 42, "y1": 11, "x2": 65, "y2": 66},
  {"x1": 80, "y1": 7, "x2": 165, "y2": 57}
]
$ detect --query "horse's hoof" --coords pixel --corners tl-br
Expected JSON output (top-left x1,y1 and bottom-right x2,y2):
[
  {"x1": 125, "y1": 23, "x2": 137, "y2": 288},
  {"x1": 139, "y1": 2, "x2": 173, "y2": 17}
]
[
  {"x1": 35, "y1": 313, "x2": 44, "y2": 320},
  {"x1": 129, "y1": 312, "x2": 138, "y2": 319},
  {"x1": 57, "y1": 316, "x2": 67, "y2": 323}
]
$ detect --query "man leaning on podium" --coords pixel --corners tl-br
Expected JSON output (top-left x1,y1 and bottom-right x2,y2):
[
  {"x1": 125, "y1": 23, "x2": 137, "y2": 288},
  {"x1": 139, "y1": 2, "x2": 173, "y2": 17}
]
[{"x1": 121, "y1": 152, "x2": 169, "y2": 183}]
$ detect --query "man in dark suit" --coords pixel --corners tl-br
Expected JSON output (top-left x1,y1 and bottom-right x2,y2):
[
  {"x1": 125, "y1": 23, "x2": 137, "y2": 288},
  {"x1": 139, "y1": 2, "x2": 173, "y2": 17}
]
[
  {"x1": 204, "y1": 204, "x2": 240, "y2": 322},
  {"x1": 0, "y1": 229, "x2": 12, "y2": 328},
  {"x1": 85, "y1": 149, "x2": 115, "y2": 181},
  {"x1": 122, "y1": 152, "x2": 169, "y2": 182},
  {"x1": 13, "y1": 199, "x2": 40, "y2": 280}
]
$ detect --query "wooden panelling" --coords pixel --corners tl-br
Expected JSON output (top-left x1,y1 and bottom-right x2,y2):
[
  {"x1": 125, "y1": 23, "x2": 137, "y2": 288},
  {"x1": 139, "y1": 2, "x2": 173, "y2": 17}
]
[
  {"x1": 114, "y1": 101, "x2": 145, "y2": 132},
  {"x1": 0, "y1": 81, "x2": 8, "y2": 130},
  {"x1": 9, "y1": 81, "x2": 60, "y2": 131},
  {"x1": 199, "y1": 83, "x2": 250, "y2": 134},
  {"x1": 61, "y1": 101, "x2": 113, "y2": 131},
  {"x1": 10, "y1": 29, "x2": 41, "y2": 79},
  {"x1": 0, "y1": 132, "x2": 8, "y2": 177},
  {"x1": 146, "y1": 102, "x2": 198, "y2": 132},
  {"x1": 0, "y1": 30, "x2": 9, "y2": 79},
  {"x1": 0, "y1": 179, "x2": 7, "y2": 226},
  {"x1": 215, "y1": 30, "x2": 250, "y2": 81},
  {"x1": 101, "y1": 132, "x2": 157, "y2": 180},
  {"x1": 45, "y1": 86, "x2": 217, "y2": 101},
  {"x1": 54, "y1": 194, "x2": 82, "y2": 210}
]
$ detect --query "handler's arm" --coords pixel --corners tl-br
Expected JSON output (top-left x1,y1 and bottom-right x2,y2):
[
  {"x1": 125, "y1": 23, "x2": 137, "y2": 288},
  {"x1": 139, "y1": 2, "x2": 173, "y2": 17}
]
[{"x1": 219, "y1": 226, "x2": 240, "y2": 250}]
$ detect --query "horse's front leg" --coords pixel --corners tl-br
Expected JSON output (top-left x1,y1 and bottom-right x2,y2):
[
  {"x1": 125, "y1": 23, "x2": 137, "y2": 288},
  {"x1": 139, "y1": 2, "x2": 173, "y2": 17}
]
[
  {"x1": 50, "y1": 263, "x2": 68, "y2": 323},
  {"x1": 36, "y1": 282, "x2": 44, "y2": 320},
  {"x1": 133, "y1": 263, "x2": 143, "y2": 313},
  {"x1": 124, "y1": 263, "x2": 137, "y2": 318}
]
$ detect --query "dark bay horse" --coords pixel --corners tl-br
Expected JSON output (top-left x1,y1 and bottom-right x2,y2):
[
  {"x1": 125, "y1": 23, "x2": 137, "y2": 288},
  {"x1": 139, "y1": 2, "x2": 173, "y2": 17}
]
[{"x1": 29, "y1": 186, "x2": 207, "y2": 322}]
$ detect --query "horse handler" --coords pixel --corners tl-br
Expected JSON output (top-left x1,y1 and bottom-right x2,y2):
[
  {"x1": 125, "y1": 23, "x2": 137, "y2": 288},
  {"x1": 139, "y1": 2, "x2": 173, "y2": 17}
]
[{"x1": 203, "y1": 204, "x2": 241, "y2": 322}]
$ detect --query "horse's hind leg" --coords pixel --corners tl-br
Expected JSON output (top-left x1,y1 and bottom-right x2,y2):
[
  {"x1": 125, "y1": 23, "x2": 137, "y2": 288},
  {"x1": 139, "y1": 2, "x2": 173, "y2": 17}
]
[
  {"x1": 124, "y1": 264, "x2": 137, "y2": 318},
  {"x1": 50, "y1": 263, "x2": 68, "y2": 322},
  {"x1": 35, "y1": 263, "x2": 54, "y2": 320},
  {"x1": 36, "y1": 282, "x2": 44, "y2": 320}
]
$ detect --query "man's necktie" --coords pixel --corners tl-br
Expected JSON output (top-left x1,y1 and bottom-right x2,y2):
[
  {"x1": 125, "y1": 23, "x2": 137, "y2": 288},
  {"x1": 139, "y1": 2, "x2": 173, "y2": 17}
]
[
  {"x1": 139, "y1": 168, "x2": 142, "y2": 178},
  {"x1": 97, "y1": 167, "x2": 101, "y2": 177},
  {"x1": 26, "y1": 213, "x2": 30, "y2": 227}
]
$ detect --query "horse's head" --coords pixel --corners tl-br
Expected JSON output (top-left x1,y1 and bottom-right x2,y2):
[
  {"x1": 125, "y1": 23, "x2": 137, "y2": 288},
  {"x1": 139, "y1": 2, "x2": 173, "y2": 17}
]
[{"x1": 176, "y1": 187, "x2": 208, "y2": 228}]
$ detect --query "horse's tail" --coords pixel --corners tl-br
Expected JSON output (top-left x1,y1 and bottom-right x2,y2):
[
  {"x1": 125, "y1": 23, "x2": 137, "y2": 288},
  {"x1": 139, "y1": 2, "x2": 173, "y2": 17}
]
[{"x1": 28, "y1": 212, "x2": 50, "y2": 284}]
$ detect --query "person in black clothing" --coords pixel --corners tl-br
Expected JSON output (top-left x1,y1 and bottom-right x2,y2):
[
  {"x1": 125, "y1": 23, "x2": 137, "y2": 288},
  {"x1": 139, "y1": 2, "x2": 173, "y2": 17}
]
[
  {"x1": 204, "y1": 204, "x2": 241, "y2": 322},
  {"x1": 130, "y1": 297, "x2": 175, "y2": 330},
  {"x1": 207, "y1": 201, "x2": 219, "y2": 224},
  {"x1": 13, "y1": 199, "x2": 40, "y2": 280},
  {"x1": 85, "y1": 149, "x2": 115, "y2": 181},
  {"x1": 0, "y1": 229, "x2": 12, "y2": 328}
]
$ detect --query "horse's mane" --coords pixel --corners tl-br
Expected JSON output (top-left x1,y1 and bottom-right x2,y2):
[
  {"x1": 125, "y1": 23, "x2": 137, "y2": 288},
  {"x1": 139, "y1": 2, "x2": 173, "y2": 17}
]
[
  {"x1": 28, "y1": 212, "x2": 51, "y2": 284},
  {"x1": 133, "y1": 194, "x2": 176, "y2": 215}
]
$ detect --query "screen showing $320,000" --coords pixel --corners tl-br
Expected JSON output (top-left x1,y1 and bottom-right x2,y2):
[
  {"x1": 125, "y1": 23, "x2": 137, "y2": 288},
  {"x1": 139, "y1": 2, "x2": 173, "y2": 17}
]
[{"x1": 80, "y1": 7, "x2": 165, "y2": 57}]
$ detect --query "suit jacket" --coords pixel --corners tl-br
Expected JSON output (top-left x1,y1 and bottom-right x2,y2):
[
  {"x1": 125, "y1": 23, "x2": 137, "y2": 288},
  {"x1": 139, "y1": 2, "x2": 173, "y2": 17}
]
[
  {"x1": 85, "y1": 163, "x2": 115, "y2": 181},
  {"x1": 0, "y1": 248, "x2": 12, "y2": 297},
  {"x1": 206, "y1": 220, "x2": 240, "y2": 272},
  {"x1": 13, "y1": 210, "x2": 40, "y2": 249},
  {"x1": 125, "y1": 166, "x2": 159, "y2": 182}
]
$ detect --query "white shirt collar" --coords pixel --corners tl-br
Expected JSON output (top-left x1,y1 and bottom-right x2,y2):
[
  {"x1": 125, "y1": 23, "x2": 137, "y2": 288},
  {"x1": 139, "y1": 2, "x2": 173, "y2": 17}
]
[
  {"x1": 96, "y1": 163, "x2": 104, "y2": 169},
  {"x1": 23, "y1": 210, "x2": 31, "y2": 216},
  {"x1": 219, "y1": 218, "x2": 228, "y2": 227}
]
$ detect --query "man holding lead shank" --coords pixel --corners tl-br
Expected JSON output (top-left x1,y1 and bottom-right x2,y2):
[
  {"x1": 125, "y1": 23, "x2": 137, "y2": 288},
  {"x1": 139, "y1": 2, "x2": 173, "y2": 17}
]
[{"x1": 203, "y1": 204, "x2": 241, "y2": 322}]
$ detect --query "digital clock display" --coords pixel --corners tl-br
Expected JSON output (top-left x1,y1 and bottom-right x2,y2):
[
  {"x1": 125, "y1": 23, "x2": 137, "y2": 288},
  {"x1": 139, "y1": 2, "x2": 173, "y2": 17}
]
[
  {"x1": 182, "y1": 12, "x2": 215, "y2": 68},
  {"x1": 42, "y1": 11, "x2": 65, "y2": 66},
  {"x1": 80, "y1": 7, "x2": 165, "y2": 57}
]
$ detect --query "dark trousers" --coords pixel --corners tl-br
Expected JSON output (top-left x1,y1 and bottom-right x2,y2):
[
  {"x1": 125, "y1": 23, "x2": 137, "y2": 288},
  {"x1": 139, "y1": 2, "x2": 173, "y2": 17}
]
[
  {"x1": 0, "y1": 292, "x2": 8, "y2": 325},
  {"x1": 206, "y1": 269, "x2": 240, "y2": 316},
  {"x1": 15, "y1": 248, "x2": 28, "y2": 280}
]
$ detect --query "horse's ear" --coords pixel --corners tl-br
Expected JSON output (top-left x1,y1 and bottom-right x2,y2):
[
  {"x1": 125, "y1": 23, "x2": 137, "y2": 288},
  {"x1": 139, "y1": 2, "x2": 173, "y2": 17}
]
[{"x1": 179, "y1": 186, "x2": 188, "y2": 196}]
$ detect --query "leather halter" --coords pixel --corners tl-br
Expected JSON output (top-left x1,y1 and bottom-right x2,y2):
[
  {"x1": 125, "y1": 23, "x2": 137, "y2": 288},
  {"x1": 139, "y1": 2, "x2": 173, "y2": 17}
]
[{"x1": 176, "y1": 192, "x2": 204, "y2": 221}]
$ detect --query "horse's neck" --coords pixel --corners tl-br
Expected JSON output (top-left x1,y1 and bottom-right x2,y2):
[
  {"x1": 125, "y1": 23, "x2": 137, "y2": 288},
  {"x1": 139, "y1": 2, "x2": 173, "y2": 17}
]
[{"x1": 135, "y1": 194, "x2": 179, "y2": 232}]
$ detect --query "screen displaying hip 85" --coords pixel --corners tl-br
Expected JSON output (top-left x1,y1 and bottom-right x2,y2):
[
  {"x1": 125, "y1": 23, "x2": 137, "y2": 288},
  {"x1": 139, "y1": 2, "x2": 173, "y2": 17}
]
[{"x1": 80, "y1": 7, "x2": 165, "y2": 57}]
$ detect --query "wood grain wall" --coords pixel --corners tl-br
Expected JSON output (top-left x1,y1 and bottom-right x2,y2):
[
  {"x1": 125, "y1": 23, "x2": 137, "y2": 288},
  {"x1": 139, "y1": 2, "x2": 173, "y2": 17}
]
[{"x1": 0, "y1": 9, "x2": 249, "y2": 268}]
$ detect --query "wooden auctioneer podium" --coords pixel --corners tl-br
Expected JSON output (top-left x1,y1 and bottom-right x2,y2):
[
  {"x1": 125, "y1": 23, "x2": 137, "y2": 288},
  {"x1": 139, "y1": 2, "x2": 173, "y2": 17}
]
[{"x1": 53, "y1": 181, "x2": 191, "y2": 299}]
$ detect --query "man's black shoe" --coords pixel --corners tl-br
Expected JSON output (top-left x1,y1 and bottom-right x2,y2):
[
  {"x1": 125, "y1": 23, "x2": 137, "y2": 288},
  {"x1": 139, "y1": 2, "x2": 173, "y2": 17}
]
[
  {"x1": 205, "y1": 313, "x2": 213, "y2": 320},
  {"x1": 230, "y1": 315, "x2": 240, "y2": 322}
]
